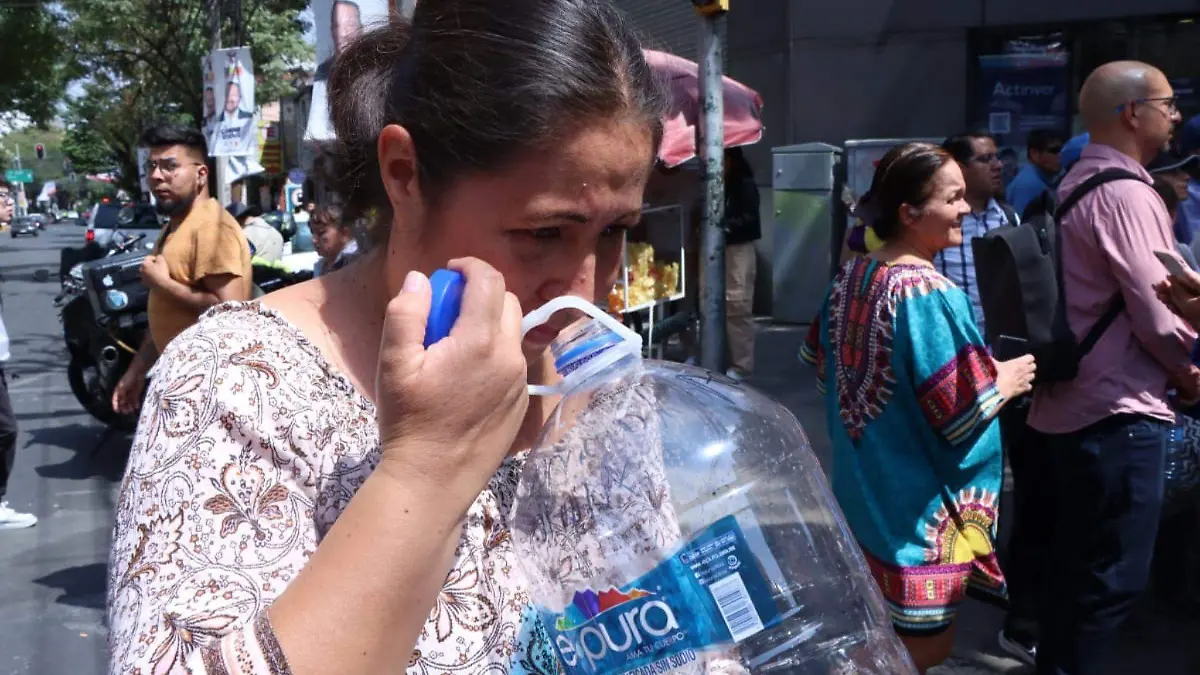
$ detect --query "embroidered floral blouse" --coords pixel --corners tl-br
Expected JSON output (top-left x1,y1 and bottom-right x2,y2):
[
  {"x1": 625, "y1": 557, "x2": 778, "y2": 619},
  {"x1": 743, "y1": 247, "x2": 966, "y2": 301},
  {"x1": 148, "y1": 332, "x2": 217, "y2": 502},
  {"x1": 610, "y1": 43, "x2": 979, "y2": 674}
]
[{"x1": 106, "y1": 303, "x2": 562, "y2": 675}]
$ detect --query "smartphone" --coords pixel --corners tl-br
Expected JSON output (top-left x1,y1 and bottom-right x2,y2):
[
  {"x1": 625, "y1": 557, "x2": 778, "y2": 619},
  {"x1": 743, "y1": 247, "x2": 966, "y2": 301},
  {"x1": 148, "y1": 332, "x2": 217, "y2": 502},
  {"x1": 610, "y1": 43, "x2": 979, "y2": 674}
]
[
  {"x1": 1155, "y1": 249, "x2": 1188, "y2": 277},
  {"x1": 995, "y1": 335, "x2": 1031, "y2": 361}
]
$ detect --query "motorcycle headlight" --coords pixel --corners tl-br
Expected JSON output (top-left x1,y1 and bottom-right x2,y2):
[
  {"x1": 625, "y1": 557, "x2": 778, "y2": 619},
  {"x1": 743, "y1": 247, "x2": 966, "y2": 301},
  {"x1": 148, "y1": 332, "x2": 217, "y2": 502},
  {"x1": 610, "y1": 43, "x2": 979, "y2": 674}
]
[{"x1": 105, "y1": 289, "x2": 130, "y2": 311}]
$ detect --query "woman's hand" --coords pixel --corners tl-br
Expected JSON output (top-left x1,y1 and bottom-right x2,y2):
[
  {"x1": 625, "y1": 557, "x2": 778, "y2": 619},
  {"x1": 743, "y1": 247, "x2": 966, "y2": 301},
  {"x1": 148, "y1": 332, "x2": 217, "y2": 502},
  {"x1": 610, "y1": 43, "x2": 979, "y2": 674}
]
[
  {"x1": 374, "y1": 258, "x2": 530, "y2": 513},
  {"x1": 994, "y1": 354, "x2": 1037, "y2": 402},
  {"x1": 1154, "y1": 269, "x2": 1200, "y2": 329}
]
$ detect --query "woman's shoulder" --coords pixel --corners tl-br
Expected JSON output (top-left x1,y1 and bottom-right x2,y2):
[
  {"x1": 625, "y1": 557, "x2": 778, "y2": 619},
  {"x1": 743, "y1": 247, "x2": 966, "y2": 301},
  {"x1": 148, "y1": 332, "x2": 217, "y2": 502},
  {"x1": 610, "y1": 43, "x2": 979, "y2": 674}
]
[
  {"x1": 883, "y1": 263, "x2": 956, "y2": 300},
  {"x1": 151, "y1": 301, "x2": 368, "y2": 413}
]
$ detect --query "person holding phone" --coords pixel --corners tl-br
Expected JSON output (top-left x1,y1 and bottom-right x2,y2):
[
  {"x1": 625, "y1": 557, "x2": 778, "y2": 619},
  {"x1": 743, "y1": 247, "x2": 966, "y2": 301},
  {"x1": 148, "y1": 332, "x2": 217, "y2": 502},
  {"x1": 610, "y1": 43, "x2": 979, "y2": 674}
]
[
  {"x1": 1155, "y1": 267, "x2": 1200, "y2": 328},
  {"x1": 1024, "y1": 61, "x2": 1200, "y2": 675}
]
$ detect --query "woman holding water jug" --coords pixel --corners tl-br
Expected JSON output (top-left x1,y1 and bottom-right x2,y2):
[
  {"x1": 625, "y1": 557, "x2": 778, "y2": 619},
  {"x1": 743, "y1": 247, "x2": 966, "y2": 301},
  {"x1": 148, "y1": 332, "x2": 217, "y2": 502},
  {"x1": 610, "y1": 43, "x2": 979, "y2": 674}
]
[{"x1": 106, "y1": 1, "x2": 670, "y2": 672}]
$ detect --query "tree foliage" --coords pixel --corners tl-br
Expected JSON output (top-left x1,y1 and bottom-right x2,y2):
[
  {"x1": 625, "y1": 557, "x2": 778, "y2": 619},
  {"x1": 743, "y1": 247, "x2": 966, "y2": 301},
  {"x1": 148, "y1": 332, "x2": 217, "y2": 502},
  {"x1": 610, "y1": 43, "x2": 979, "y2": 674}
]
[
  {"x1": 54, "y1": 0, "x2": 312, "y2": 183},
  {"x1": 0, "y1": 3, "x2": 76, "y2": 125}
]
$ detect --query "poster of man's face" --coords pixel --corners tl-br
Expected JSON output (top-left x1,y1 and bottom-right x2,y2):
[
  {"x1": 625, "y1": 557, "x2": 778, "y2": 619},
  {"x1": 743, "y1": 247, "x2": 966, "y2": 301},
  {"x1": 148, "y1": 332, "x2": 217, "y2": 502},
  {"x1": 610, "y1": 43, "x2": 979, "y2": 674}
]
[
  {"x1": 208, "y1": 46, "x2": 258, "y2": 157},
  {"x1": 306, "y1": 0, "x2": 390, "y2": 143},
  {"x1": 225, "y1": 82, "x2": 241, "y2": 114}
]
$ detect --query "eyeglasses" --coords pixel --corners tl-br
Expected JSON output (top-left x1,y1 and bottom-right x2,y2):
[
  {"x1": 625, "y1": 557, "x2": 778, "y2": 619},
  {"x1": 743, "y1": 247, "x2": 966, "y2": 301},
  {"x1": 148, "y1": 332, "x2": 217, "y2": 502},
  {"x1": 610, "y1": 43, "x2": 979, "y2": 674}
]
[
  {"x1": 1115, "y1": 96, "x2": 1180, "y2": 115},
  {"x1": 143, "y1": 159, "x2": 203, "y2": 176},
  {"x1": 0, "y1": 191, "x2": 11, "y2": 200}
]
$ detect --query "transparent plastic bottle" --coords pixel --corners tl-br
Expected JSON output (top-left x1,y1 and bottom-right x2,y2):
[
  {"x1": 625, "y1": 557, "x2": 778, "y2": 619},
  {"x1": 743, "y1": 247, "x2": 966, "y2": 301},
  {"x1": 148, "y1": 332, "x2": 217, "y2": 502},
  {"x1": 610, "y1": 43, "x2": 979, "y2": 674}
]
[{"x1": 507, "y1": 296, "x2": 916, "y2": 675}]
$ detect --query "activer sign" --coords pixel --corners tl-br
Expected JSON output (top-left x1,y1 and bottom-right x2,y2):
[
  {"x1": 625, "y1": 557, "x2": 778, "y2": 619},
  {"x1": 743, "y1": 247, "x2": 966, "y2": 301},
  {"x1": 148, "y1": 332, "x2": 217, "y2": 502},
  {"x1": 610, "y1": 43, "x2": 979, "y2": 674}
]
[{"x1": 5, "y1": 169, "x2": 33, "y2": 184}]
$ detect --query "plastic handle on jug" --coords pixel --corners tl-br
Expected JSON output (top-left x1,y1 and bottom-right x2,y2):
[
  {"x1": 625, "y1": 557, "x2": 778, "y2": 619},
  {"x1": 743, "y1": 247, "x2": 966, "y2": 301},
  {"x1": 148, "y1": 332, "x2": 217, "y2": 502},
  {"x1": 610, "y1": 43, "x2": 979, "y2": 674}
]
[{"x1": 522, "y1": 295, "x2": 643, "y2": 397}]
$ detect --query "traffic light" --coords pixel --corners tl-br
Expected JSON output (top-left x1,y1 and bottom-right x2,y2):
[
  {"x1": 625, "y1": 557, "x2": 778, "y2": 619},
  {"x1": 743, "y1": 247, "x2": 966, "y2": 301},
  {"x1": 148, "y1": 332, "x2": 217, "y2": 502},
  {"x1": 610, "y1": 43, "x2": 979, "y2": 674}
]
[
  {"x1": 692, "y1": 0, "x2": 728, "y2": 15},
  {"x1": 35, "y1": 144, "x2": 44, "y2": 160}
]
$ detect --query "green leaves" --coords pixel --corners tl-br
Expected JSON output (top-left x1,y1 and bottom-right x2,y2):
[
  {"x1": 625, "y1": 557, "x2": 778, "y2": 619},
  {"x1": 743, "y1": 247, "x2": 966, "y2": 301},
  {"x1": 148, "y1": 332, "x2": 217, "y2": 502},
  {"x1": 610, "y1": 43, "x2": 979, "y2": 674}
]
[
  {"x1": 45, "y1": 0, "x2": 314, "y2": 188},
  {"x1": 0, "y1": 3, "x2": 75, "y2": 126}
]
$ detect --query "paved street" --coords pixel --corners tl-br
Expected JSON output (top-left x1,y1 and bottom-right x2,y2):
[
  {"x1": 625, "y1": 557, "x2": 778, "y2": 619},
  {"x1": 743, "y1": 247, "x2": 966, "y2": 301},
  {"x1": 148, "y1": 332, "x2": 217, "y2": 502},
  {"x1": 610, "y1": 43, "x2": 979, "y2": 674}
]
[
  {"x1": 1, "y1": 223, "x2": 117, "y2": 675},
  {"x1": 0, "y1": 224, "x2": 1197, "y2": 674}
]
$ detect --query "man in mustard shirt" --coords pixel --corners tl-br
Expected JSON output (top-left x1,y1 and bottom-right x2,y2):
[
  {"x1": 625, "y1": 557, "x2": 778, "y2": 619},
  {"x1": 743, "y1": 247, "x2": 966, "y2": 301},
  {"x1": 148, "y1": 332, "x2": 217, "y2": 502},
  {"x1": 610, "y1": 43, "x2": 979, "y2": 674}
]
[{"x1": 112, "y1": 125, "x2": 252, "y2": 414}]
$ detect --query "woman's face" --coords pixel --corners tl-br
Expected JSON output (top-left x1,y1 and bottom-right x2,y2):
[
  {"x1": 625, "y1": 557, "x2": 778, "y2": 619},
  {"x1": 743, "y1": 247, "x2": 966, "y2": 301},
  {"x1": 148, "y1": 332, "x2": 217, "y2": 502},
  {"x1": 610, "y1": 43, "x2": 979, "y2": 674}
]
[
  {"x1": 382, "y1": 118, "x2": 653, "y2": 349},
  {"x1": 313, "y1": 221, "x2": 351, "y2": 260},
  {"x1": 903, "y1": 161, "x2": 970, "y2": 253}
]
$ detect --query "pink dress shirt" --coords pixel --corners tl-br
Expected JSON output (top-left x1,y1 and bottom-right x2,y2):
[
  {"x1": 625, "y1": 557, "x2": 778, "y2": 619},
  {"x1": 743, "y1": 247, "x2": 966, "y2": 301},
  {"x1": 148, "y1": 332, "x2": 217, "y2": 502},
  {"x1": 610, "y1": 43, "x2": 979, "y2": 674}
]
[{"x1": 1027, "y1": 143, "x2": 1197, "y2": 434}]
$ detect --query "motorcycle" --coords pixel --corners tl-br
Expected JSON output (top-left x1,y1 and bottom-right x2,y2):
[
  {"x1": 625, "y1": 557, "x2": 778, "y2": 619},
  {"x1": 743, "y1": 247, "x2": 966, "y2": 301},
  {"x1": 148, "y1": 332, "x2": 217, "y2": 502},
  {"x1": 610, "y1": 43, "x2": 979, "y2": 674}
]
[
  {"x1": 56, "y1": 233, "x2": 150, "y2": 431},
  {"x1": 56, "y1": 234, "x2": 315, "y2": 430}
]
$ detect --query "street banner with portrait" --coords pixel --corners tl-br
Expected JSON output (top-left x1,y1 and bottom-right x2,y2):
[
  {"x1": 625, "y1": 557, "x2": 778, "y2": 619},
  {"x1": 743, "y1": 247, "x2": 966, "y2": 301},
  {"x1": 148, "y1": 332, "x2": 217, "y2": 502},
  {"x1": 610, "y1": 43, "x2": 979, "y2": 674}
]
[
  {"x1": 305, "y1": 0, "x2": 393, "y2": 142},
  {"x1": 209, "y1": 47, "x2": 259, "y2": 157}
]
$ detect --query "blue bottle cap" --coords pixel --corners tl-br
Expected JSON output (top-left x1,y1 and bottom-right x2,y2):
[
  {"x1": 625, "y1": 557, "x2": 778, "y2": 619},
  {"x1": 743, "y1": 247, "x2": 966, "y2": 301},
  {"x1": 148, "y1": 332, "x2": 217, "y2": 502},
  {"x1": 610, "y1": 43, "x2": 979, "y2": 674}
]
[{"x1": 424, "y1": 268, "x2": 465, "y2": 347}]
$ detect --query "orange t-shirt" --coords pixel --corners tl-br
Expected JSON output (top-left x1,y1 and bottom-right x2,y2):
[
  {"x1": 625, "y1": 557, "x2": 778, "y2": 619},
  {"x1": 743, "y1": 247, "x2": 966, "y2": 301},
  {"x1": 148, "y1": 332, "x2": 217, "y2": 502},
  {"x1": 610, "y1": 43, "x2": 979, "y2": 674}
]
[{"x1": 148, "y1": 198, "x2": 252, "y2": 352}]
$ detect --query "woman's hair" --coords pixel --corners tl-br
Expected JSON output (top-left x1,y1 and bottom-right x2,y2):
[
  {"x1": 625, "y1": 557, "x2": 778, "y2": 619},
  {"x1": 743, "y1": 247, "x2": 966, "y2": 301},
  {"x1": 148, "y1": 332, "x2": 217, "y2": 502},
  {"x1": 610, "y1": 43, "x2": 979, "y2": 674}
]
[
  {"x1": 327, "y1": 0, "x2": 668, "y2": 241},
  {"x1": 941, "y1": 132, "x2": 993, "y2": 165},
  {"x1": 312, "y1": 203, "x2": 349, "y2": 231},
  {"x1": 855, "y1": 142, "x2": 955, "y2": 243}
]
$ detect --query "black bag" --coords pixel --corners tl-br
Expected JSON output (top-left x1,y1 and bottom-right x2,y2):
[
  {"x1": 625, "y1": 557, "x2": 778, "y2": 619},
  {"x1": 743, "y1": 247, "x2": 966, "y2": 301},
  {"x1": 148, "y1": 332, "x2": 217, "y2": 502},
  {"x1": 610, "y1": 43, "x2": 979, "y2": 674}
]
[{"x1": 972, "y1": 169, "x2": 1144, "y2": 383}]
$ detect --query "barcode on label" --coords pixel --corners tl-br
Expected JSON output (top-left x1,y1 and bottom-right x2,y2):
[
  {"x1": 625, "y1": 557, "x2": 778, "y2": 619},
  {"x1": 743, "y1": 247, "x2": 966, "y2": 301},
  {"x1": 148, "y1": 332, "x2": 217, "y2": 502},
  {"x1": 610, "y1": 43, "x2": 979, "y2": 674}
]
[{"x1": 709, "y1": 573, "x2": 765, "y2": 642}]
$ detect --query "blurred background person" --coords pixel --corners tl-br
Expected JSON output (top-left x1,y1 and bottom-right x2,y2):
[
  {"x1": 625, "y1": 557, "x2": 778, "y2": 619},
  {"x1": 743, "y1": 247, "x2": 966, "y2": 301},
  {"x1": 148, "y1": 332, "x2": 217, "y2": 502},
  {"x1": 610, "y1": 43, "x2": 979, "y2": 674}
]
[
  {"x1": 311, "y1": 203, "x2": 357, "y2": 277},
  {"x1": 721, "y1": 147, "x2": 761, "y2": 380},
  {"x1": 1007, "y1": 128, "x2": 1066, "y2": 216},
  {"x1": 228, "y1": 202, "x2": 284, "y2": 264}
]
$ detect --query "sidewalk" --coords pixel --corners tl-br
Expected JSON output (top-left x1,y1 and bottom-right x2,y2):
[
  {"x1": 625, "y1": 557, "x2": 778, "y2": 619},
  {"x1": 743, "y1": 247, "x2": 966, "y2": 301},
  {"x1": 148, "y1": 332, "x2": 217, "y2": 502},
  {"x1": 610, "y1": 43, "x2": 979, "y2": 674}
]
[{"x1": 744, "y1": 321, "x2": 1200, "y2": 675}]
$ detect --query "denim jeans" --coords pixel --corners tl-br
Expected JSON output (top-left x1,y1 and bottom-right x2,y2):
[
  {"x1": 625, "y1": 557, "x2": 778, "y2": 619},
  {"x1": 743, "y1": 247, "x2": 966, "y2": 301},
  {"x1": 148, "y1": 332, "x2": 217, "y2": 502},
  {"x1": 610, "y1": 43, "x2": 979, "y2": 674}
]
[{"x1": 1029, "y1": 414, "x2": 1168, "y2": 675}]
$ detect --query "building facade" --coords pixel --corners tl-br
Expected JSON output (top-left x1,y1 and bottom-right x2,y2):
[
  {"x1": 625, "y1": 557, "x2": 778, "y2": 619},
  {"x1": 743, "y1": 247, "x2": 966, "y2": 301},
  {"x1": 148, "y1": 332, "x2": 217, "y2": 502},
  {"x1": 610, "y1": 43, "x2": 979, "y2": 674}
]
[{"x1": 614, "y1": 0, "x2": 1200, "y2": 174}]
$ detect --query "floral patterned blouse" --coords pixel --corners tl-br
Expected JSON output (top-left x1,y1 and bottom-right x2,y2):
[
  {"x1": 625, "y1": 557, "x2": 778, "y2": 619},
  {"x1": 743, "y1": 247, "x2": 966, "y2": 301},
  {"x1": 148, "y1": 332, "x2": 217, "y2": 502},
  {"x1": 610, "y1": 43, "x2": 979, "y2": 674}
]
[{"x1": 106, "y1": 303, "x2": 561, "y2": 675}]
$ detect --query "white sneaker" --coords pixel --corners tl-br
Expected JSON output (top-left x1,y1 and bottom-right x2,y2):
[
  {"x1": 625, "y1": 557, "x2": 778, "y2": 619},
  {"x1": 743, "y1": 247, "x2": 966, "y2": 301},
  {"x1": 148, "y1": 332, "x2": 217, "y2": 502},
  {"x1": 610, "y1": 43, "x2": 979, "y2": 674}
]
[
  {"x1": 0, "y1": 501, "x2": 38, "y2": 529},
  {"x1": 725, "y1": 368, "x2": 749, "y2": 382}
]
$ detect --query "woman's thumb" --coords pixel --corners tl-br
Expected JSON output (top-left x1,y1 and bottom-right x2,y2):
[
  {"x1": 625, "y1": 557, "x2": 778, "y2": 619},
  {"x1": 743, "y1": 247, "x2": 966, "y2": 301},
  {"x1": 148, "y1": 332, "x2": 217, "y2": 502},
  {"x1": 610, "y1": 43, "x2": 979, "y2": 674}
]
[{"x1": 382, "y1": 271, "x2": 433, "y2": 356}]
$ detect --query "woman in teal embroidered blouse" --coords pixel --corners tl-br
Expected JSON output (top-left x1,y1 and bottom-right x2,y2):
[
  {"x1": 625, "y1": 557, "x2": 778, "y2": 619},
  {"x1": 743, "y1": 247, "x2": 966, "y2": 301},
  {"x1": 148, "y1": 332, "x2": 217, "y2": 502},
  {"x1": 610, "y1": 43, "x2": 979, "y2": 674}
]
[{"x1": 800, "y1": 143, "x2": 1037, "y2": 673}]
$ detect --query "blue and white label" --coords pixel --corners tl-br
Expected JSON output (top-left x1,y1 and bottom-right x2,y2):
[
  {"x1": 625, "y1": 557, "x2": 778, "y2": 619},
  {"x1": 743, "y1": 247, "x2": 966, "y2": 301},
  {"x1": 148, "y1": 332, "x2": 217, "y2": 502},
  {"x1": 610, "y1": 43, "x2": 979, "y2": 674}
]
[{"x1": 540, "y1": 516, "x2": 780, "y2": 675}]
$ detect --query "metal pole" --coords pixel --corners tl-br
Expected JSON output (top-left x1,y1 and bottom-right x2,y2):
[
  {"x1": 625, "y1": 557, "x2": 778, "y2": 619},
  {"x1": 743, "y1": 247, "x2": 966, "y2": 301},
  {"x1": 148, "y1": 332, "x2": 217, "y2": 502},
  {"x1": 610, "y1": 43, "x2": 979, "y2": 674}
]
[
  {"x1": 698, "y1": 12, "x2": 727, "y2": 372},
  {"x1": 210, "y1": 0, "x2": 231, "y2": 206},
  {"x1": 14, "y1": 144, "x2": 26, "y2": 217}
]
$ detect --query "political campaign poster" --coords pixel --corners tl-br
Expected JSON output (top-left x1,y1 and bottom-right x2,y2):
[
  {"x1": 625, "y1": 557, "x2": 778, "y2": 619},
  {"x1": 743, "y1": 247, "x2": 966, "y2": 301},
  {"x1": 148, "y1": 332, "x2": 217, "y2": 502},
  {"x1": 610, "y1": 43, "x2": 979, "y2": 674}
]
[
  {"x1": 201, "y1": 54, "x2": 218, "y2": 144},
  {"x1": 306, "y1": 0, "x2": 391, "y2": 142},
  {"x1": 210, "y1": 47, "x2": 259, "y2": 157}
]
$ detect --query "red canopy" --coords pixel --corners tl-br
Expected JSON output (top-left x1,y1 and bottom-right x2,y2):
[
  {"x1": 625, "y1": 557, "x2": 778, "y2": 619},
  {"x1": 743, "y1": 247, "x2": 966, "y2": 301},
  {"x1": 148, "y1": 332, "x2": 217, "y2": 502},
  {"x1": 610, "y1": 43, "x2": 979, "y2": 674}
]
[{"x1": 644, "y1": 49, "x2": 765, "y2": 167}]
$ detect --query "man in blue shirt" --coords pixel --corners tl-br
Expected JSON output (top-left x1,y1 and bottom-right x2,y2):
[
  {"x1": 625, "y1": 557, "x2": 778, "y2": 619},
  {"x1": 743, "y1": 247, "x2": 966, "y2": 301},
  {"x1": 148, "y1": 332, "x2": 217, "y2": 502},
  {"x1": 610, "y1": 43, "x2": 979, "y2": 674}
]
[
  {"x1": 1175, "y1": 115, "x2": 1200, "y2": 247},
  {"x1": 1006, "y1": 128, "x2": 1066, "y2": 217},
  {"x1": 935, "y1": 132, "x2": 1018, "y2": 338}
]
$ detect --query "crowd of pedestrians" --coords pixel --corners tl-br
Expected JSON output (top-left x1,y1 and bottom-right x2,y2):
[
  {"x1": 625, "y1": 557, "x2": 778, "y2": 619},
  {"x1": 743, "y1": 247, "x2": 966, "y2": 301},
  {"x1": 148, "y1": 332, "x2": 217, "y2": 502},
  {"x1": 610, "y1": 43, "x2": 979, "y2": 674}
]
[{"x1": 805, "y1": 59, "x2": 1200, "y2": 674}]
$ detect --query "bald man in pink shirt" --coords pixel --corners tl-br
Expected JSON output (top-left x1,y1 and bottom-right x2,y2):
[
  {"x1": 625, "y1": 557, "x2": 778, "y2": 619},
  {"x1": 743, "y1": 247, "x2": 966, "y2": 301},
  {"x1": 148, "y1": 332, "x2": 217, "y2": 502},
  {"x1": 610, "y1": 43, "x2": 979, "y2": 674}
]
[{"x1": 1022, "y1": 61, "x2": 1199, "y2": 675}]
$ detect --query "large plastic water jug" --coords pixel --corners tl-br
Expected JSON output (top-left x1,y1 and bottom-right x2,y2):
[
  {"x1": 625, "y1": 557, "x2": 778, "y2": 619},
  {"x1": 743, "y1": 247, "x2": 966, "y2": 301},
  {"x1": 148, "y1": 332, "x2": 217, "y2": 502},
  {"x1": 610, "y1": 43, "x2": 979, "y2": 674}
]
[{"x1": 504, "y1": 295, "x2": 916, "y2": 675}]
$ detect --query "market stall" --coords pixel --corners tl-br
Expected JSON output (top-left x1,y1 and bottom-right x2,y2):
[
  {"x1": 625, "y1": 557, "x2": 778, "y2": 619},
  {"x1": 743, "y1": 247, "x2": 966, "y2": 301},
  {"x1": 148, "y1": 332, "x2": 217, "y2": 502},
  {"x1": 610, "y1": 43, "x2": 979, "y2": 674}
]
[{"x1": 607, "y1": 203, "x2": 688, "y2": 358}]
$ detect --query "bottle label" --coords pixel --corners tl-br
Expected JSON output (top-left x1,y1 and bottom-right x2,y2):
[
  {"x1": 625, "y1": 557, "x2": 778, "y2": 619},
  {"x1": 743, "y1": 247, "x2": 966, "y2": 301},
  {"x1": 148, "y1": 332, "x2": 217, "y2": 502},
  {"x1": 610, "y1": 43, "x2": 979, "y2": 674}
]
[{"x1": 539, "y1": 515, "x2": 780, "y2": 675}]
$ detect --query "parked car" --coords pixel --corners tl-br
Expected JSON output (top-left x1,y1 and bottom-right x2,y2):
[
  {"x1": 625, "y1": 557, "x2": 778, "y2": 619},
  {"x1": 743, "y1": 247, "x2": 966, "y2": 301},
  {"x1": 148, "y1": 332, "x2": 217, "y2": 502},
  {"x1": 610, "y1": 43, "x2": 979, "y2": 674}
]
[
  {"x1": 86, "y1": 202, "x2": 162, "y2": 250},
  {"x1": 28, "y1": 213, "x2": 48, "y2": 230},
  {"x1": 10, "y1": 217, "x2": 39, "y2": 238}
]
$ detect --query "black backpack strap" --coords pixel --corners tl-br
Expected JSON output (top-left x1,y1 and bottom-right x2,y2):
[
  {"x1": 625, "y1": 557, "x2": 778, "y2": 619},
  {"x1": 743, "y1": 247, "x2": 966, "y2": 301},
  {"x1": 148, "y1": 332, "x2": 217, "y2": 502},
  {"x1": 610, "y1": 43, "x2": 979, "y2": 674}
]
[{"x1": 1052, "y1": 168, "x2": 1145, "y2": 357}]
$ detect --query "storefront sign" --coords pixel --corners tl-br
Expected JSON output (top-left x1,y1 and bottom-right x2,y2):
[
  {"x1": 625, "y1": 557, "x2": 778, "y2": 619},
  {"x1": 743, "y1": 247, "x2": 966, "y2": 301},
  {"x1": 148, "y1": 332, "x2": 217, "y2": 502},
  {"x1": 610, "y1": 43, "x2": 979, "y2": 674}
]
[{"x1": 978, "y1": 53, "x2": 1070, "y2": 185}]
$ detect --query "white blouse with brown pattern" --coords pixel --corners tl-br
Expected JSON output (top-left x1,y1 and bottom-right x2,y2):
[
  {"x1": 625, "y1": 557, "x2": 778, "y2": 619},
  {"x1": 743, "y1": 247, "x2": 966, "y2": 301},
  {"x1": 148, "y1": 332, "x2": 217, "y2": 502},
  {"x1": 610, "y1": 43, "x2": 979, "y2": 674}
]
[{"x1": 106, "y1": 303, "x2": 563, "y2": 675}]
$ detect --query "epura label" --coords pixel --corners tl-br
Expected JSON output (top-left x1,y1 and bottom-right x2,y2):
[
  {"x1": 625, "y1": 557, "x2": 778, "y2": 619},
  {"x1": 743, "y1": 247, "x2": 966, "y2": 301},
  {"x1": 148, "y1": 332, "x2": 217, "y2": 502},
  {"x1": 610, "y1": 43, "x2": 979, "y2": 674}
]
[{"x1": 539, "y1": 515, "x2": 780, "y2": 675}]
